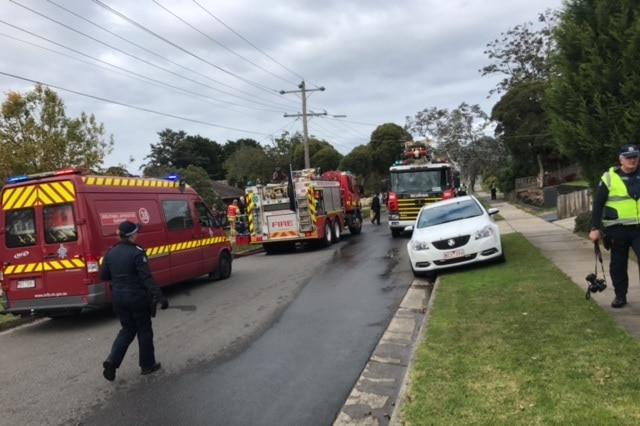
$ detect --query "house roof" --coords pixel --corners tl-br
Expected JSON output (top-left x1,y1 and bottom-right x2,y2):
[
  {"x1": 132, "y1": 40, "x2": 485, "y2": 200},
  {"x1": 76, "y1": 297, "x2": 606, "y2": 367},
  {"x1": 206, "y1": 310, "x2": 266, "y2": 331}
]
[{"x1": 212, "y1": 180, "x2": 245, "y2": 201}]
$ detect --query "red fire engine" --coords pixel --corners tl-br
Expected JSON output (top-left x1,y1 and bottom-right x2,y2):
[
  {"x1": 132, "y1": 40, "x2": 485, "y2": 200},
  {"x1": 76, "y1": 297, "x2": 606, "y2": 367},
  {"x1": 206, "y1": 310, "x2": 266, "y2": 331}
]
[{"x1": 244, "y1": 168, "x2": 363, "y2": 254}]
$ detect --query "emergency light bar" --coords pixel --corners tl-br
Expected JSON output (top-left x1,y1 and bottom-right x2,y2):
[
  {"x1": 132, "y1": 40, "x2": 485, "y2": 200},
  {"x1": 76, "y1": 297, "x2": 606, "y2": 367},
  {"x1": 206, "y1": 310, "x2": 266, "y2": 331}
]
[{"x1": 6, "y1": 168, "x2": 82, "y2": 184}]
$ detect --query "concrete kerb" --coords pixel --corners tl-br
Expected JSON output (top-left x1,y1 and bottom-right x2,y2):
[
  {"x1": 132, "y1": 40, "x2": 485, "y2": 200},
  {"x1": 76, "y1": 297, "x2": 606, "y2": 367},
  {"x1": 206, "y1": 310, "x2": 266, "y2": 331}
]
[{"x1": 333, "y1": 280, "x2": 434, "y2": 426}]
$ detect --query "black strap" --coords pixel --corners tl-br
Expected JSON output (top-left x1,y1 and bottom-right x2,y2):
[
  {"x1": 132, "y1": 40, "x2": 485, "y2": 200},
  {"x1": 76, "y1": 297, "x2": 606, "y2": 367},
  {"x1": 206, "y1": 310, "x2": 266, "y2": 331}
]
[{"x1": 594, "y1": 242, "x2": 607, "y2": 282}]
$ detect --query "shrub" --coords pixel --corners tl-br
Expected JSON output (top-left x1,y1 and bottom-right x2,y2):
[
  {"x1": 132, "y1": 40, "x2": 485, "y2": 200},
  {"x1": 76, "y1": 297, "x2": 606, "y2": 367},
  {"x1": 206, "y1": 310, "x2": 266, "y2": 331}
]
[
  {"x1": 563, "y1": 173, "x2": 577, "y2": 183},
  {"x1": 574, "y1": 211, "x2": 592, "y2": 233},
  {"x1": 546, "y1": 175, "x2": 560, "y2": 186}
]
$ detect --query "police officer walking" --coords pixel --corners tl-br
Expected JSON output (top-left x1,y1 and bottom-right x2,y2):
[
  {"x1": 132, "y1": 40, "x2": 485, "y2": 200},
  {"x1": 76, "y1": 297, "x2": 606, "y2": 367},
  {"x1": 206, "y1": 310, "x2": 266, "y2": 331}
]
[
  {"x1": 101, "y1": 220, "x2": 169, "y2": 381},
  {"x1": 590, "y1": 144, "x2": 640, "y2": 308}
]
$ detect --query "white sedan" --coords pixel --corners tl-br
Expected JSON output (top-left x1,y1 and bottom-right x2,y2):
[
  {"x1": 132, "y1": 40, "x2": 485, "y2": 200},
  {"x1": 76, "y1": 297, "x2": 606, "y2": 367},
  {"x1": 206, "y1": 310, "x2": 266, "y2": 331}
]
[{"x1": 407, "y1": 195, "x2": 504, "y2": 277}]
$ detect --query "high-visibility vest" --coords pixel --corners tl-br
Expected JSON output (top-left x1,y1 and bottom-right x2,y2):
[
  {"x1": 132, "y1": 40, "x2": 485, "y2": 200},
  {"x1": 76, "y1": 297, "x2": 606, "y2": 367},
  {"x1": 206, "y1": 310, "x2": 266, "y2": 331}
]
[
  {"x1": 602, "y1": 167, "x2": 640, "y2": 227},
  {"x1": 227, "y1": 204, "x2": 239, "y2": 218}
]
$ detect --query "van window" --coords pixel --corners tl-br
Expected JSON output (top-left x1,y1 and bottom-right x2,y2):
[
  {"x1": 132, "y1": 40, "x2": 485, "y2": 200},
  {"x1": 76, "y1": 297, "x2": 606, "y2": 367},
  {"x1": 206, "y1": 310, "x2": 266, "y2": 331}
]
[
  {"x1": 162, "y1": 200, "x2": 194, "y2": 231},
  {"x1": 5, "y1": 209, "x2": 37, "y2": 248},
  {"x1": 194, "y1": 202, "x2": 214, "y2": 227},
  {"x1": 43, "y1": 204, "x2": 78, "y2": 244}
]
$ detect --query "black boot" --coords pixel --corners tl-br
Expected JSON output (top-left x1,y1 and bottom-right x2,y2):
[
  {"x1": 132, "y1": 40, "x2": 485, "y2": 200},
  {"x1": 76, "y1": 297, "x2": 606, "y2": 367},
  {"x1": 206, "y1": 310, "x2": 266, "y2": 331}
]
[{"x1": 611, "y1": 296, "x2": 627, "y2": 308}]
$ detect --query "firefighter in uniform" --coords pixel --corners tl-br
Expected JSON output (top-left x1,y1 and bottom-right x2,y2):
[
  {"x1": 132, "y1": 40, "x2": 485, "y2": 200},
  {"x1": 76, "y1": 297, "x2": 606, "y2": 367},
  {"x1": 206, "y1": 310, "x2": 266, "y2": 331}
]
[
  {"x1": 101, "y1": 220, "x2": 169, "y2": 381},
  {"x1": 590, "y1": 144, "x2": 640, "y2": 308},
  {"x1": 227, "y1": 199, "x2": 239, "y2": 236}
]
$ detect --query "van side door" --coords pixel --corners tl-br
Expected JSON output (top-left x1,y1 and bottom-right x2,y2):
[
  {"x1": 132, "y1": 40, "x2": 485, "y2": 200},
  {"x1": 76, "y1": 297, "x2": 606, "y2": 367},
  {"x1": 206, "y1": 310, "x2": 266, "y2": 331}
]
[
  {"x1": 194, "y1": 201, "x2": 219, "y2": 273},
  {"x1": 161, "y1": 199, "x2": 204, "y2": 282}
]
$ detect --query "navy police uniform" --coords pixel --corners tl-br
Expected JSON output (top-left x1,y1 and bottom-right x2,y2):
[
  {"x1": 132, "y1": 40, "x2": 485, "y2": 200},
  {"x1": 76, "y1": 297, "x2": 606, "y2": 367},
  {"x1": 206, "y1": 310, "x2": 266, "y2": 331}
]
[
  {"x1": 100, "y1": 220, "x2": 168, "y2": 381},
  {"x1": 591, "y1": 144, "x2": 640, "y2": 308}
]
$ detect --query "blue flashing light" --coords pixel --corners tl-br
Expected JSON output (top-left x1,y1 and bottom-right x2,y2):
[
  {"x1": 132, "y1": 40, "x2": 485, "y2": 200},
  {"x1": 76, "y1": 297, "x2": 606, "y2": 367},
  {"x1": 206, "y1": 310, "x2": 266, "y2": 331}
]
[
  {"x1": 165, "y1": 173, "x2": 180, "y2": 182},
  {"x1": 6, "y1": 175, "x2": 29, "y2": 184},
  {"x1": 6, "y1": 168, "x2": 83, "y2": 184}
]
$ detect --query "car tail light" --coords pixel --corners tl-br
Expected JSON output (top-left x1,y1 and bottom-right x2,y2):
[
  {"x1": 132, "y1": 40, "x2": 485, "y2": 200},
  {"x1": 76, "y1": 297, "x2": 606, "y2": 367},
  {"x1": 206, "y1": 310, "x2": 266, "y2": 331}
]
[{"x1": 85, "y1": 253, "x2": 99, "y2": 276}]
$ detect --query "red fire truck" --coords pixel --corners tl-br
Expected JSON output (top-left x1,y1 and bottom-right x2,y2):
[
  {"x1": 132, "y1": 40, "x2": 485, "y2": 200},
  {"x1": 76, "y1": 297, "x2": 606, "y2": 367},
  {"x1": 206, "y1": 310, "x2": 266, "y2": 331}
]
[
  {"x1": 382, "y1": 140, "x2": 459, "y2": 237},
  {"x1": 0, "y1": 168, "x2": 233, "y2": 317},
  {"x1": 244, "y1": 168, "x2": 363, "y2": 254}
]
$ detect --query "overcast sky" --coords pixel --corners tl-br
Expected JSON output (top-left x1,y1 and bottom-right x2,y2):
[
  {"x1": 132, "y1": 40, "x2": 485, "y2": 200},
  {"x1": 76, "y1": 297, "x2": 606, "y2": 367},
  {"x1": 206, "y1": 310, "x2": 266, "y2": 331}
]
[{"x1": 1, "y1": 0, "x2": 564, "y2": 174}]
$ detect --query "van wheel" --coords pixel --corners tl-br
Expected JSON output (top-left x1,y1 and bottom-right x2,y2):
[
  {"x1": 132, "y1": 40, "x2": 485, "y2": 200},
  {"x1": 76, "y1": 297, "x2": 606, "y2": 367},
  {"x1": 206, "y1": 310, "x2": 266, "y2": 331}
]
[
  {"x1": 332, "y1": 218, "x2": 341, "y2": 242},
  {"x1": 212, "y1": 251, "x2": 232, "y2": 280}
]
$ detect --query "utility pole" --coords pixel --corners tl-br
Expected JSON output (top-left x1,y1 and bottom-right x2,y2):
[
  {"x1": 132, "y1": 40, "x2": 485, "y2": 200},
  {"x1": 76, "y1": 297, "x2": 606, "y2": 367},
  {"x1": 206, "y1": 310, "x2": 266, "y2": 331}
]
[{"x1": 280, "y1": 80, "x2": 325, "y2": 169}]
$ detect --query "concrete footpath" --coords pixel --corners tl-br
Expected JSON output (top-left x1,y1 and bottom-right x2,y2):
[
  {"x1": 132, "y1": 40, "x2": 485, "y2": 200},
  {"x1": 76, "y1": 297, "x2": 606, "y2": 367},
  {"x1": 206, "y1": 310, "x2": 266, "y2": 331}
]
[{"x1": 335, "y1": 193, "x2": 640, "y2": 426}]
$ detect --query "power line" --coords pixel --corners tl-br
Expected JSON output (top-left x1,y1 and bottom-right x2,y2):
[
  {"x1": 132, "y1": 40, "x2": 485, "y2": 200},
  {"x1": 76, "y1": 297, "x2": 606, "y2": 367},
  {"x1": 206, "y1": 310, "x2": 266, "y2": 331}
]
[
  {"x1": 153, "y1": 0, "x2": 294, "y2": 88},
  {"x1": 192, "y1": 0, "x2": 310, "y2": 87},
  {"x1": 44, "y1": 0, "x2": 297, "y2": 111},
  {"x1": 91, "y1": 0, "x2": 278, "y2": 95},
  {"x1": 9, "y1": 1, "x2": 295, "y2": 111},
  {"x1": 0, "y1": 71, "x2": 267, "y2": 135}
]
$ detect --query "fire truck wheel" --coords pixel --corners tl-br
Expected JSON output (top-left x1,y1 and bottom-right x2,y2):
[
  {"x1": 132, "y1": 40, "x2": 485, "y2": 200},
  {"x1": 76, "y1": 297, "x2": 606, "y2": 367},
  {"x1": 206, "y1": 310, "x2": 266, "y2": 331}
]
[
  {"x1": 321, "y1": 221, "x2": 333, "y2": 247},
  {"x1": 348, "y1": 215, "x2": 362, "y2": 235},
  {"x1": 332, "y1": 218, "x2": 341, "y2": 242},
  {"x1": 211, "y1": 251, "x2": 232, "y2": 280}
]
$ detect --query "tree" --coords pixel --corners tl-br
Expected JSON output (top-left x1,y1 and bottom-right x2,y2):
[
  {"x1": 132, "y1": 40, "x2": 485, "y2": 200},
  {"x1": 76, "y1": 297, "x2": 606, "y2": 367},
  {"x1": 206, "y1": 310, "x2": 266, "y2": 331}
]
[
  {"x1": 264, "y1": 131, "x2": 303, "y2": 170},
  {"x1": 292, "y1": 139, "x2": 341, "y2": 171},
  {"x1": 458, "y1": 136, "x2": 508, "y2": 192},
  {"x1": 222, "y1": 138, "x2": 261, "y2": 159},
  {"x1": 0, "y1": 84, "x2": 113, "y2": 180},
  {"x1": 103, "y1": 165, "x2": 132, "y2": 177},
  {"x1": 142, "y1": 129, "x2": 186, "y2": 175},
  {"x1": 181, "y1": 165, "x2": 219, "y2": 207},
  {"x1": 142, "y1": 129, "x2": 225, "y2": 180},
  {"x1": 492, "y1": 81, "x2": 567, "y2": 187},
  {"x1": 340, "y1": 145, "x2": 373, "y2": 179},
  {"x1": 405, "y1": 103, "x2": 490, "y2": 165},
  {"x1": 311, "y1": 145, "x2": 342, "y2": 173},
  {"x1": 480, "y1": 9, "x2": 558, "y2": 96},
  {"x1": 480, "y1": 8, "x2": 569, "y2": 188},
  {"x1": 368, "y1": 123, "x2": 412, "y2": 175},
  {"x1": 176, "y1": 135, "x2": 225, "y2": 180},
  {"x1": 546, "y1": 0, "x2": 640, "y2": 189},
  {"x1": 224, "y1": 145, "x2": 271, "y2": 187}
]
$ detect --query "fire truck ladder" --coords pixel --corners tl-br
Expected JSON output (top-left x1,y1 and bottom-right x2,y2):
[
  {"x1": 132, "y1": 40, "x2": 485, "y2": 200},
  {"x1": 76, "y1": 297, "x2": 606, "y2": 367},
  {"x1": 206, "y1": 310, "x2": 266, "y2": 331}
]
[{"x1": 297, "y1": 196, "x2": 313, "y2": 232}]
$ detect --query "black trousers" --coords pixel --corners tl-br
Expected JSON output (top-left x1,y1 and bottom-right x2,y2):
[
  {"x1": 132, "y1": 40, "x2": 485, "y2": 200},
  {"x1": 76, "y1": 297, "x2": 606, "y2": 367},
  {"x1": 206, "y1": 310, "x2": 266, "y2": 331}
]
[
  {"x1": 108, "y1": 289, "x2": 156, "y2": 369},
  {"x1": 605, "y1": 225, "x2": 640, "y2": 298},
  {"x1": 372, "y1": 209, "x2": 380, "y2": 225}
]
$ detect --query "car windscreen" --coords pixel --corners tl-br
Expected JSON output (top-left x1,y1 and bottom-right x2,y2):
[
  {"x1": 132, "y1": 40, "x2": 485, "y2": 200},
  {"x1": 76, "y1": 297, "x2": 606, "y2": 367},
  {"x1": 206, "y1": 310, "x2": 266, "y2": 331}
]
[{"x1": 416, "y1": 199, "x2": 483, "y2": 228}]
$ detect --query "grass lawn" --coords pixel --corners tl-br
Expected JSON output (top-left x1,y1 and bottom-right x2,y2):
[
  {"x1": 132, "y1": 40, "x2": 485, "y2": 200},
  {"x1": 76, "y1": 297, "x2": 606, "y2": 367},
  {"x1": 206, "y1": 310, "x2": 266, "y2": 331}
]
[{"x1": 400, "y1": 232, "x2": 640, "y2": 425}]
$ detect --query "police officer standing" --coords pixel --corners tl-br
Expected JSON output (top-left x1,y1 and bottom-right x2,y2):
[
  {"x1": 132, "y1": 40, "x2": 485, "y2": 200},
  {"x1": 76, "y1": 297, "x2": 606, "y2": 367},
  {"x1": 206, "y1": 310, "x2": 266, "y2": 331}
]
[
  {"x1": 590, "y1": 144, "x2": 640, "y2": 308},
  {"x1": 101, "y1": 220, "x2": 169, "y2": 381}
]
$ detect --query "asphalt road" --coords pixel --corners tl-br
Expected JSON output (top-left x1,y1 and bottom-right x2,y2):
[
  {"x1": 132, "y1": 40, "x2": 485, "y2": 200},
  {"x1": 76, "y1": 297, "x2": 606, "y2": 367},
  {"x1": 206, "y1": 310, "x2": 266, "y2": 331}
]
[{"x1": 0, "y1": 222, "x2": 412, "y2": 425}]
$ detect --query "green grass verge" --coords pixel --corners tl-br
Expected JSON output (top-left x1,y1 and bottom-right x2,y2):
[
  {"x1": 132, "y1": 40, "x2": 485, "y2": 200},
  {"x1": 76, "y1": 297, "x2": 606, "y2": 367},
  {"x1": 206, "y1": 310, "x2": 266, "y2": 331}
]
[{"x1": 401, "y1": 232, "x2": 640, "y2": 425}]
